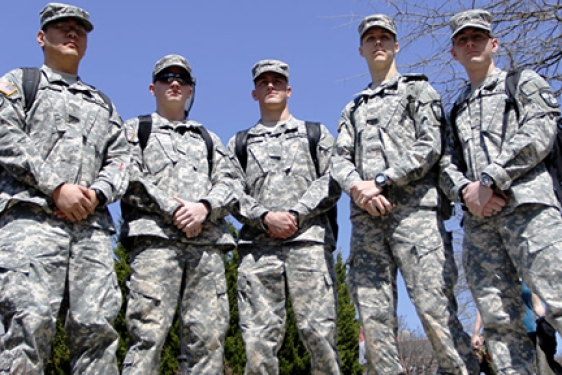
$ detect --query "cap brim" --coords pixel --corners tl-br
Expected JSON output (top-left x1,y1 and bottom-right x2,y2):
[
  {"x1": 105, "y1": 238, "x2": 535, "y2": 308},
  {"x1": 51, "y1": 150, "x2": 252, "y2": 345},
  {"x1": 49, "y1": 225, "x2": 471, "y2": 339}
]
[
  {"x1": 451, "y1": 24, "x2": 491, "y2": 39},
  {"x1": 153, "y1": 64, "x2": 192, "y2": 79},
  {"x1": 45, "y1": 15, "x2": 93, "y2": 32},
  {"x1": 253, "y1": 70, "x2": 289, "y2": 81},
  {"x1": 360, "y1": 25, "x2": 396, "y2": 39}
]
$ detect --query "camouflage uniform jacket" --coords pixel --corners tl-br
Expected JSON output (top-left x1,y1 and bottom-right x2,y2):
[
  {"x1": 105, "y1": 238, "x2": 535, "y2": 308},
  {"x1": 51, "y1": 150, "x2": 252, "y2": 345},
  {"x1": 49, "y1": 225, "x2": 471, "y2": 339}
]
[
  {"x1": 227, "y1": 116, "x2": 340, "y2": 248},
  {"x1": 121, "y1": 112, "x2": 236, "y2": 248},
  {"x1": 440, "y1": 68, "x2": 561, "y2": 212},
  {"x1": 331, "y1": 73, "x2": 444, "y2": 219},
  {"x1": 0, "y1": 66, "x2": 129, "y2": 231}
]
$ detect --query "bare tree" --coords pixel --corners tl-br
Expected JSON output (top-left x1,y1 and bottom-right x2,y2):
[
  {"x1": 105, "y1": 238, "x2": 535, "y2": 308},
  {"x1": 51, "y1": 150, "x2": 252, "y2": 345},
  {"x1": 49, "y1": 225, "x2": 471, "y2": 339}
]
[
  {"x1": 397, "y1": 322, "x2": 438, "y2": 374},
  {"x1": 342, "y1": 0, "x2": 562, "y2": 105}
]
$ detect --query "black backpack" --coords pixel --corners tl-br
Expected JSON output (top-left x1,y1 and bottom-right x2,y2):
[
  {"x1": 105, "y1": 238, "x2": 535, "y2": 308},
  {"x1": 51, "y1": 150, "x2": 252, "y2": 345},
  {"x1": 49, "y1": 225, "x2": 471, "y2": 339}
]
[
  {"x1": 234, "y1": 121, "x2": 339, "y2": 241},
  {"x1": 21, "y1": 67, "x2": 113, "y2": 115},
  {"x1": 136, "y1": 115, "x2": 214, "y2": 174},
  {"x1": 450, "y1": 69, "x2": 562, "y2": 204}
]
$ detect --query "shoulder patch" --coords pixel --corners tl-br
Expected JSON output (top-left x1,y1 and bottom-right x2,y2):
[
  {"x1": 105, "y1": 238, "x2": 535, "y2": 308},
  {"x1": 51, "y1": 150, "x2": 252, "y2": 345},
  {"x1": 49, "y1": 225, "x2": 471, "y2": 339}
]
[
  {"x1": 431, "y1": 102, "x2": 442, "y2": 119},
  {"x1": 539, "y1": 89, "x2": 559, "y2": 108},
  {"x1": 0, "y1": 81, "x2": 17, "y2": 97},
  {"x1": 125, "y1": 127, "x2": 136, "y2": 142}
]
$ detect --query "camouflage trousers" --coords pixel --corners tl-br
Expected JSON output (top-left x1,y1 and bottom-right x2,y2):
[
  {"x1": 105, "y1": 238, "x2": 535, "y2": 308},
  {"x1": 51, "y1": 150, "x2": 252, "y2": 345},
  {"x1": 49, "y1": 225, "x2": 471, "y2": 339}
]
[
  {"x1": 237, "y1": 242, "x2": 341, "y2": 375},
  {"x1": 463, "y1": 204, "x2": 562, "y2": 375},
  {"x1": 0, "y1": 204, "x2": 121, "y2": 375},
  {"x1": 122, "y1": 237, "x2": 229, "y2": 375},
  {"x1": 349, "y1": 207, "x2": 478, "y2": 375}
]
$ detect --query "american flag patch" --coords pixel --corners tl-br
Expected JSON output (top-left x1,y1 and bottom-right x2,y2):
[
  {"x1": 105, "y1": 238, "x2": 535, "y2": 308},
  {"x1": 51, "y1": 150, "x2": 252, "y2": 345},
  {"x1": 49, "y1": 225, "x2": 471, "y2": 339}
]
[{"x1": 0, "y1": 81, "x2": 17, "y2": 96}]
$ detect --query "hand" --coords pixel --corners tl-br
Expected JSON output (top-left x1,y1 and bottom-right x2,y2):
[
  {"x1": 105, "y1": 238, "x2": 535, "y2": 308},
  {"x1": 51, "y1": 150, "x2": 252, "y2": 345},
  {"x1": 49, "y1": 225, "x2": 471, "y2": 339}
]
[
  {"x1": 462, "y1": 181, "x2": 494, "y2": 217},
  {"x1": 471, "y1": 334, "x2": 483, "y2": 350},
  {"x1": 54, "y1": 189, "x2": 99, "y2": 221},
  {"x1": 52, "y1": 184, "x2": 96, "y2": 222},
  {"x1": 263, "y1": 212, "x2": 298, "y2": 239},
  {"x1": 181, "y1": 222, "x2": 203, "y2": 238},
  {"x1": 481, "y1": 191, "x2": 508, "y2": 217},
  {"x1": 364, "y1": 195, "x2": 395, "y2": 217},
  {"x1": 350, "y1": 181, "x2": 383, "y2": 208},
  {"x1": 173, "y1": 197, "x2": 209, "y2": 238}
]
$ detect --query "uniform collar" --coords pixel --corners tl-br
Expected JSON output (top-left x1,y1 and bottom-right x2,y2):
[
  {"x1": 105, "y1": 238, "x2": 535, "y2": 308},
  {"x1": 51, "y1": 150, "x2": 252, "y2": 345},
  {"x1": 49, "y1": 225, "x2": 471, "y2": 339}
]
[
  {"x1": 152, "y1": 112, "x2": 202, "y2": 132},
  {"x1": 353, "y1": 72, "x2": 402, "y2": 100},
  {"x1": 250, "y1": 115, "x2": 298, "y2": 135}
]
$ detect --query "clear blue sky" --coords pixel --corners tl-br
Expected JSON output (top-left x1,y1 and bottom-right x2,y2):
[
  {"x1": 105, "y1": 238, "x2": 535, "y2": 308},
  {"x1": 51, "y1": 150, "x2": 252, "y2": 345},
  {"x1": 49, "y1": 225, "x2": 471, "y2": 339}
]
[{"x1": 0, "y1": 0, "x2": 466, "y2": 335}]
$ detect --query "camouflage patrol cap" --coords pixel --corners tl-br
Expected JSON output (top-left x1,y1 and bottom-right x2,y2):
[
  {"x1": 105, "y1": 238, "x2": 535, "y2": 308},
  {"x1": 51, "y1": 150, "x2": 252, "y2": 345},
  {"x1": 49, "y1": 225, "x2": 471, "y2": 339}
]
[
  {"x1": 252, "y1": 60, "x2": 290, "y2": 81},
  {"x1": 152, "y1": 54, "x2": 193, "y2": 81},
  {"x1": 40, "y1": 3, "x2": 93, "y2": 32},
  {"x1": 358, "y1": 14, "x2": 397, "y2": 38},
  {"x1": 450, "y1": 9, "x2": 493, "y2": 39}
]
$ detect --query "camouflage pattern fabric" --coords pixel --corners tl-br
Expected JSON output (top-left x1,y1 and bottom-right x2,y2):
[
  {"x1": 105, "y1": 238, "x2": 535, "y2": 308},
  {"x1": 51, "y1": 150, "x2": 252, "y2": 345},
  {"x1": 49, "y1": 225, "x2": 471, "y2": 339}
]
[
  {"x1": 121, "y1": 111, "x2": 237, "y2": 373},
  {"x1": 463, "y1": 204, "x2": 562, "y2": 374},
  {"x1": 0, "y1": 205, "x2": 121, "y2": 374},
  {"x1": 440, "y1": 68, "x2": 562, "y2": 374},
  {"x1": 440, "y1": 69, "x2": 561, "y2": 209},
  {"x1": 237, "y1": 243, "x2": 339, "y2": 375},
  {"x1": 0, "y1": 65, "x2": 128, "y2": 374},
  {"x1": 121, "y1": 112, "x2": 237, "y2": 247},
  {"x1": 348, "y1": 208, "x2": 477, "y2": 374},
  {"x1": 332, "y1": 74, "x2": 479, "y2": 375},
  {"x1": 227, "y1": 117, "x2": 341, "y2": 248},
  {"x1": 227, "y1": 116, "x2": 341, "y2": 374},
  {"x1": 122, "y1": 237, "x2": 228, "y2": 375}
]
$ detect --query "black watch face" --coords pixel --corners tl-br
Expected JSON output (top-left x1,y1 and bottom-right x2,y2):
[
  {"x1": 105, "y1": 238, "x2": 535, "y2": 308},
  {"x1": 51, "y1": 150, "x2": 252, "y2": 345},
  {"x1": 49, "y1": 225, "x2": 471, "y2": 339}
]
[
  {"x1": 376, "y1": 174, "x2": 386, "y2": 185},
  {"x1": 481, "y1": 175, "x2": 491, "y2": 186}
]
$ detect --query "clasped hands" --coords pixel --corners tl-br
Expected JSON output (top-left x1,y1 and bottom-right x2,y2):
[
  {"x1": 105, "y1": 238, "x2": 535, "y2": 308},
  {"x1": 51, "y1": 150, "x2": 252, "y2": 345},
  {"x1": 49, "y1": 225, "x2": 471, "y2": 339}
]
[
  {"x1": 462, "y1": 181, "x2": 507, "y2": 217},
  {"x1": 172, "y1": 197, "x2": 209, "y2": 238},
  {"x1": 52, "y1": 183, "x2": 99, "y2": 222},
  {"x1": 350, "y1": 180, "x2": 395, "y2": 216}
]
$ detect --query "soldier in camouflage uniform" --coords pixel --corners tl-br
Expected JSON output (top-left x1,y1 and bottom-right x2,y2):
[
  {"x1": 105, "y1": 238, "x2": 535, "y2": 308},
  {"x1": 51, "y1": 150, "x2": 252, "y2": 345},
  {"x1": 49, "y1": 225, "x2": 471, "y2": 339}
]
[
  {"x1": 120, "y1": 54, "x2": 236, "y2": 375},
  {"x1": 441, "y1": 9, "x2": 562, "y2": 375},
  {"x1": 0, "y1": 3, "x2": 129, "y2": 374},
  {"x1": 227, "y1": 60, "x2": 342, "y2": 375},
  {"x1": 331, "y1": 14, "x2": 479, "y2": 375}
]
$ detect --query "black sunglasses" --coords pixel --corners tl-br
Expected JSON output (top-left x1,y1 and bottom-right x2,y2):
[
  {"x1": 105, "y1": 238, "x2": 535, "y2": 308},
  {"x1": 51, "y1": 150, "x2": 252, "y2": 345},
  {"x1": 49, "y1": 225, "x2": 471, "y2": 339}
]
[{"x1": 155, "y1": 72, "x2": 192, "y2": 85}]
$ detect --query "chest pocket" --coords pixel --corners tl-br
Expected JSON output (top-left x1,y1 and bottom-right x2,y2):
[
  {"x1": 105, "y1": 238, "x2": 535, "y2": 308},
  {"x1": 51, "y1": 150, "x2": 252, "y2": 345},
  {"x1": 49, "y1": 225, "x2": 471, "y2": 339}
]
[
  {"x1": 177, "y1": 131, "x2": 209, "y2": 176},
  {"x1": 479, "y1": 92, "x2": 506, "y2": 136},
  {"x1": 144, "y1": 131, "x2": 176, "y2": 176}
]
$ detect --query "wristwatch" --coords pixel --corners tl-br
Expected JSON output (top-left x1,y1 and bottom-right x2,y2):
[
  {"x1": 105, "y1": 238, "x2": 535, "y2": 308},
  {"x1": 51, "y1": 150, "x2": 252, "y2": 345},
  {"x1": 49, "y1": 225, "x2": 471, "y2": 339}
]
[
  {"x1": 375, "y1": 173, "x2": 389, "y2": 187},
  {"x1": 289, "y1": 210, "x2": 299, "y2": 226},
  {"x1": 93, "y1": 189, "x2": 107, "y2": 206},
  {"x1": 480, "y1": 173, "x2": 495, "y2": 189}
]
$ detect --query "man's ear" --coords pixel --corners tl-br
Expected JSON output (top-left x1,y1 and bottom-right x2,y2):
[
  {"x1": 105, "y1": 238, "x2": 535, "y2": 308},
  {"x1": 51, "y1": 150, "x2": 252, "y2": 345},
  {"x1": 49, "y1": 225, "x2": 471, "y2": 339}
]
[{"x1": 37, "y1": 30, "x2": 45, "y2": 48}]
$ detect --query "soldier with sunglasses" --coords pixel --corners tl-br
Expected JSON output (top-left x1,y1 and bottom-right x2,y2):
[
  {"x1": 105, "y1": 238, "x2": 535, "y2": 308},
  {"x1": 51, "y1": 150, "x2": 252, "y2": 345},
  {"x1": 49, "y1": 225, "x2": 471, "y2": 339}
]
[
  {"x1": 120, "y1": 54, "x2": 238, "y2": 374},
  {"x1": 0, "y1": 3, "x2": 129, "y2": 374}
]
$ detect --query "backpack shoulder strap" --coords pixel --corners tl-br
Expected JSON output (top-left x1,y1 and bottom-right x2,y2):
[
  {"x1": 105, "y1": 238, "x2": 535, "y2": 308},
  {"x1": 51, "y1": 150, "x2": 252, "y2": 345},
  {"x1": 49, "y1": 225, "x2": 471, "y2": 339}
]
[
  {"x1": 402, "y1": 74, "x2": 428, "y2": 119},
  {"x1": 21, "y1": 67, "x2": 41, "y2": 113},
  {"x1": 193, "y1": 125, "x2": 214, "y2": 173},
  {"x1": 504, "y1": 68, "x2": 523, "y2": 119},
  {"x1": 501, "y1": 68, "x2": 524, "y2": 141},
  {"x1": 235, "y1": 128, "x2": 251, "y2": 171},
  {"x1": 305, "y1": 121, "x2": 322, "y2": 177},
  {"x1": 137, "y1": 115, "x2": 152, "y2": 151},
  {"x1": 96, "y1": 90, "x2": 114, "y2": 117}
]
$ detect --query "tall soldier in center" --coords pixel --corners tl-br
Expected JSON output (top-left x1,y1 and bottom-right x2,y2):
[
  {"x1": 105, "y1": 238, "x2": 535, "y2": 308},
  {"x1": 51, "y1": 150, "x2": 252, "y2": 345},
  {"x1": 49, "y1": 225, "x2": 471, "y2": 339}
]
[
  {"x1": 228, "y1": 59, "x2": 342, "y2": 375},
  {"x1": 331, "y1": 15, "x2": 479, "y2": 374},
  {"x1": 120, "y1": 54, "x2": 238, "y2": 374}
]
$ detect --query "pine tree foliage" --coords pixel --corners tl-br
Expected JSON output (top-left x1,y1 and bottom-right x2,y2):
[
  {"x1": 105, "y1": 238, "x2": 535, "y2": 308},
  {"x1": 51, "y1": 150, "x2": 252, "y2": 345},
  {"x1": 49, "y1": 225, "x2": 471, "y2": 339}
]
[
  {"x1": 334, "y1": 251, "x2": 363, "y2": 375},
  {"x1": 224, "y1": 249, "x2": 246, "y2": 375}
]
